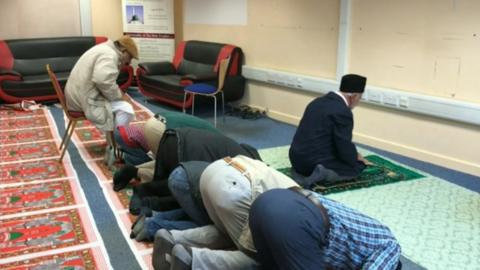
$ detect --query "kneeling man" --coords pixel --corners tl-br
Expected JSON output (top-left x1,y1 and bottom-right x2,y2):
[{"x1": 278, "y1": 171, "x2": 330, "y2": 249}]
[{"x1": 289, "y1": 74, "x2": 371, "y2": 187}]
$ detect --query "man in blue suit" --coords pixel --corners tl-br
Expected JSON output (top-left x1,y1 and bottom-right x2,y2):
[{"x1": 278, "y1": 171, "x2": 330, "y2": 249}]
[{"x1": 289, "y1": 74, "x2": 371, "y2": 187}]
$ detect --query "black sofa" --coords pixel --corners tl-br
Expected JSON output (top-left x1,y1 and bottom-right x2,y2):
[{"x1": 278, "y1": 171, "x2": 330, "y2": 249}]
[
  {"x1": 0, "y1": 36, "x2": 133, "y2": 103},
  {"x1": 136, "y1": 40, "x2": 245, "y2": 109}
]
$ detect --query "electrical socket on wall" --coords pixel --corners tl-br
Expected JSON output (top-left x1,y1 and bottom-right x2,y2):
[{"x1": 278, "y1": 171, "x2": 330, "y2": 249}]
[
  {"x1": 399, "y1": 97, "x2": 409, "y2": 108},
  {"x1": 382, "y1": 93, "x2": 398, "y2": 107},
  {"x1": 368, "y1": 91, "x2": 382, "y2": 103}
]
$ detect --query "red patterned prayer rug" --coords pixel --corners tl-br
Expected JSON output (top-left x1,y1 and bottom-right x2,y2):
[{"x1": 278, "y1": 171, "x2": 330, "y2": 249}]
[
  {"x1": 0, "y1": 179, "x2": 82, "y2": 216},
  {"x1": 83, "y1": 141, "x2": 108, "y2": 160},
  {"x1": 0, "y1": 159, "x2": 70, "y2": 184},
  {"x1": 0, "y1": 247, "x2": 108, "y2": 270},
  {"x1": 0, "y1": 116, "x2": 50, "y2": 131},
  {"x1": 0, "y1": 142, "x2": 60, "y2": 163},
  {"x1": 0, "y1": 208, "x2": 96, "y2": 258},
  {"x1": 0, "y1": 108, "x2": 110, "y2": 268},
  {"x1": 0, "y1": 128, "x2": 54, "y2": 145},
  {"x1": 74, "y1": 127, "x2": 105, "y2": 142},
  {"x1": 0, "y1": 108, "x2": 45, "y2": 118}
]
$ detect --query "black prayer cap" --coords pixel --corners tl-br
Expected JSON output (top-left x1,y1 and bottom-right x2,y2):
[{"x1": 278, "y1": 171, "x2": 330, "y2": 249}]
[{"x1": 340, "y1": 74, "x2": 367, "y2": 93}]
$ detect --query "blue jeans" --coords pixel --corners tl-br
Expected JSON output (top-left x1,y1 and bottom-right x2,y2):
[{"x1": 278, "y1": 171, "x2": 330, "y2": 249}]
[
  {"x1": 114, "y1": 128, "x2": 151, "y2": 166},
  {"x1": 168, "y1": 166, "x2": 211, "y2": 226},
  {"x1": 145, "y1": 208, "x2": 198, "y2": 239}
]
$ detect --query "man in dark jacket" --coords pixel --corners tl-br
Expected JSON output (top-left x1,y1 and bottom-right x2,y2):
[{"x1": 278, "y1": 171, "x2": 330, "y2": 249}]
[
  {"x1": 289, "y1": 74, "x2": 371, "y2": 188},
  {"x1": 130, "y1": 161, "x2": 211, "y2": 242},
  {"x1": 113, "y1": 112, "x2": 220, "y2": 190},
  {"x1": 128, "y1": 127, "x2": 262, "y2": 215}
]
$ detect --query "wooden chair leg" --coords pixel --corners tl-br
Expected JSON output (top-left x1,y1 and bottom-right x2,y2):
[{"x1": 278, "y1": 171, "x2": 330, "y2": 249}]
[
  {"x1": 108, "y1": 131, "x2": 121, "y2": 160},
  {"x1": 60, "y1": 120, "x2": 73, "y2": 150},
  {"x1": 59, "y1": 120, "x2": 77, "y2": 162}
]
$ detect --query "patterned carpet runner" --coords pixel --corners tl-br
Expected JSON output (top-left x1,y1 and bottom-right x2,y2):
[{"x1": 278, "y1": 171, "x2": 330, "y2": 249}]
[
  {"x1": 69, "y1": 100, "x2": 154, "y2": 269},
  {"x1": 0, "y1": 108, "x2": 109, "y2": 269}
]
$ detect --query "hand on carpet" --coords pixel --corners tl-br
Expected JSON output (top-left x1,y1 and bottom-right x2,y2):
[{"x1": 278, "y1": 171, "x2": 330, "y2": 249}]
[{"x1": 113, "y1": 164, "x2": 138, "y2": 191}]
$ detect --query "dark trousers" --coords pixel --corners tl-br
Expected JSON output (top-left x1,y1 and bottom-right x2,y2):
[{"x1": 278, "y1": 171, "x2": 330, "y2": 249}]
[
  {"x1": 249, "y1": 189, "x2": 329, "y2": 270},
  {"x1": 291, "y1": 164, "x2": 355, "y2": 188},
  {"x1": 130, "y1": 134, "x2": 181, "y2": 215},
  {"x1": 130, "y1": 180, "x2": 179, "y2": 215}
]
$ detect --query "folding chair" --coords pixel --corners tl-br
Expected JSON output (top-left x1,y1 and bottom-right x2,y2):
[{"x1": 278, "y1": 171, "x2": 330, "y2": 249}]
[{"x1": 182, "y1": 58, "x2": 230, "y2": 127}]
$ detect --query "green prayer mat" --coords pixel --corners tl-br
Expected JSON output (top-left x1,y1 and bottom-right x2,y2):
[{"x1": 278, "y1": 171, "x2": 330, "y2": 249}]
[{"x1": 276, "y1": 155, "x2": 425, "y2": 194}]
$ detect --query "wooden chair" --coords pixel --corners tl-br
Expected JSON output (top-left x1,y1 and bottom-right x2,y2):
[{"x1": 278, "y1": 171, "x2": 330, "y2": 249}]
[
  {"x1": 47, "y1": 65, "x2": 120, "y2": 164},
  {"x1": 182, "y1": 58, "x2": 230, "y2": 127},
  {"x1": 46, "y1": 64, "x2": 88, "y2": 162}
]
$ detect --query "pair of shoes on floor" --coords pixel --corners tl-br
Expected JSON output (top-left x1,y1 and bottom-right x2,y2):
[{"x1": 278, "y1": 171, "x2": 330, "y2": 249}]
[
  {"x1": 153, "y1": 229, "x2": 192, "y2": 270},
  {"x1": 113, "y1": 165, "x2": 138, "y2": 191},
  {"x1": 130, "y1": 215, "x2": 152, "y2": 242}
]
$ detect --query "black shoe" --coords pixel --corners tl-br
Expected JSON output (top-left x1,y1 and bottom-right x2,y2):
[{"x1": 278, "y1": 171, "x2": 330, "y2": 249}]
[
  {"x1": 113, "y1": 165, "x2": 138, "y2": 191},
  {"x1": 130, "y1": 215, "x2": 146, "y2": 238},
  {"x1": 171, "y1": 244, "x2": 192, "y2": 270}
]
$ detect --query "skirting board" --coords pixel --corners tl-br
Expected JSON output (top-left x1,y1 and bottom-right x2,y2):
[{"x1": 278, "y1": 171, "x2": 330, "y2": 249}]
[{"x1": 249, "y1": 104, "x2": 480, "y2": 177}]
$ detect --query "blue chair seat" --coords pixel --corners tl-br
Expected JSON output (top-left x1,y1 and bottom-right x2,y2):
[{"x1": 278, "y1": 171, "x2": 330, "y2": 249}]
[
  {"x1": 183, "y1": 58, "x2": 230, "y2": 127},
  {"x1": 185, "y1": 83, "x2": 217, "y2": 94}
]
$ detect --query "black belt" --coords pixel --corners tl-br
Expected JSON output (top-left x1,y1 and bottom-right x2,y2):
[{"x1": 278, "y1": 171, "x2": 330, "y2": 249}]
[{"x1": 289, "y1": 186, "x2": 330, "y2": 234}]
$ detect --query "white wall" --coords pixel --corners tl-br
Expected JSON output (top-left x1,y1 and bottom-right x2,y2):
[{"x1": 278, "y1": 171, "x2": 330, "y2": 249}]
[
  {"x1": 180, "y1": 0, "x2": 480, "y2": 176},
  {"x1": 0, "y1": 0, "x2": 81, "y2": 39}
]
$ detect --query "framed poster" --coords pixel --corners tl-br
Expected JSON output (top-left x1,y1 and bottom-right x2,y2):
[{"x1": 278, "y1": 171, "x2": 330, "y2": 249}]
[{"x1": 122, "y1": 0, "x2": 175, "y2": 66}]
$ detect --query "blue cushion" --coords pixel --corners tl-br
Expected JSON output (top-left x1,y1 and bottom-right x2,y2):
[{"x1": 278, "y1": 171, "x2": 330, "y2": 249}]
[{"x1": 185, "y1": 83, "x2": 217, "y2": 94}]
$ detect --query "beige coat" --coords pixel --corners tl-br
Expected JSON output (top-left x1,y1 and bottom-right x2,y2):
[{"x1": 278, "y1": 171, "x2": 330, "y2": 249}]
[
  {"x1": 200, "y1": 155, "x2": 299, "y2": 254},
  {"x1": 65, "y1": 40, "x2": 123, "y2": 131}
]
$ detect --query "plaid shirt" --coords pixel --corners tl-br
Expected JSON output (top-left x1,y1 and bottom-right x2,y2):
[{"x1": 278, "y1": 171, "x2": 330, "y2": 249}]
[
  {"x1": 313, "y1": 193, "x2": 401, "y2": 270},
  {"x1": 117, "y1": 125, "x2": 148, "y2": 151}
]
